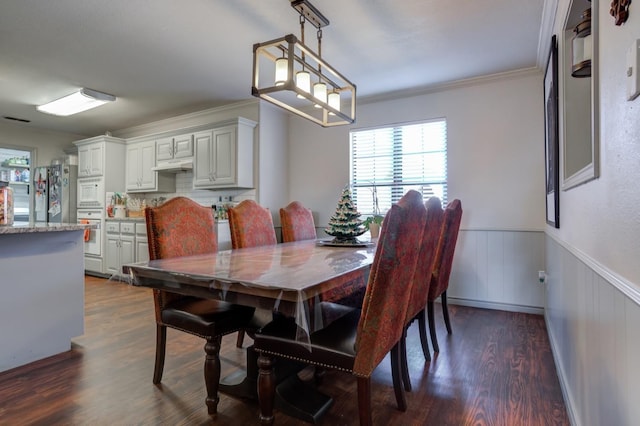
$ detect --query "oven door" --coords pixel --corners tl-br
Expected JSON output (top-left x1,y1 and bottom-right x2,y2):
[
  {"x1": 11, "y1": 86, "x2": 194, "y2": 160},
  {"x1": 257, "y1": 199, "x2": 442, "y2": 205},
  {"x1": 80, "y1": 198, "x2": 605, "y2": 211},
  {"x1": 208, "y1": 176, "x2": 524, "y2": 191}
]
[{"x1": 78, "y1": 210, "x2": 102, "y2": 256}]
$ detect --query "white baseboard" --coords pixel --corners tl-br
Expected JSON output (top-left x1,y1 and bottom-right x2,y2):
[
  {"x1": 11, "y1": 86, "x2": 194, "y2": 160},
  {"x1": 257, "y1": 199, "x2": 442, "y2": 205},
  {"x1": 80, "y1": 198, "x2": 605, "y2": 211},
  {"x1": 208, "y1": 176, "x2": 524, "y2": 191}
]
[{"x1": 447, "y1": 297, "x2": 544, "y2": 315}]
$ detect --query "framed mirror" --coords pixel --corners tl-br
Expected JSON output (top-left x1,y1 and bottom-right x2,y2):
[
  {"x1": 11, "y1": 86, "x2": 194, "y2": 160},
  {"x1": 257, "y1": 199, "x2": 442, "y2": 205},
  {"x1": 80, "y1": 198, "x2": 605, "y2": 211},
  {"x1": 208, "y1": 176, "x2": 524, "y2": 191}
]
[{"x1": 561, "y1": 0, "x2": 599, "y2": 190}]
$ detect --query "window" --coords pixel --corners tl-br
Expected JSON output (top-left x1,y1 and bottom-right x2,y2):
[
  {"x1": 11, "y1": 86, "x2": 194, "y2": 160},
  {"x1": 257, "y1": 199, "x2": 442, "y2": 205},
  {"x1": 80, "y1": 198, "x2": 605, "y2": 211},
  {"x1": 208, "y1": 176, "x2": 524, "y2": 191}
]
[{"x1": 350, "y1": 118, "x2": 447, "y2": 216}]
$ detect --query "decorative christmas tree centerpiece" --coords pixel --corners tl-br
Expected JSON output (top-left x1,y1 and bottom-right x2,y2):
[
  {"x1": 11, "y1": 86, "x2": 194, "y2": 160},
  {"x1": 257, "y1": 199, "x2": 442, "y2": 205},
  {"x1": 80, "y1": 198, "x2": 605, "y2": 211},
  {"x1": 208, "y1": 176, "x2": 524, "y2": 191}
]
[{"x1": 325, "y1": 186, "x2": 366, "y2": 245}]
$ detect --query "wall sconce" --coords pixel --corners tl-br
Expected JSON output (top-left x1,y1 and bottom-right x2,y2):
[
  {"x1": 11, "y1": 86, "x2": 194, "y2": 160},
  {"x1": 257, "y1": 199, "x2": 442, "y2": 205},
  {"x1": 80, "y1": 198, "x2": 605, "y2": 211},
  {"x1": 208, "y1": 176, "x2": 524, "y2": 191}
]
[
  {"x1": 571, "y1": 7, "x2": 592, "y2": 78},
  {"x1": 251, "y1": 0, "x2": 356, "y2": 127}
]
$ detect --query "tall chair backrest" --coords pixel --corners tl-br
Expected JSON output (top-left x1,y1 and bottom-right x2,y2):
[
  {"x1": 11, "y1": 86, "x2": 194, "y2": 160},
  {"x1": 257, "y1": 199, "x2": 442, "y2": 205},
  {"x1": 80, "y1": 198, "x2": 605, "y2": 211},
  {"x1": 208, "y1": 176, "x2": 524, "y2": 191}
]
[
  {"x1": 280, "y1": 201, "x2": 317, "y2": 242},
  {"x1": 145, "y1": 196, "x2": 218, "y2": 320},
  {"x1": 353, "y1": 190, "x2": 427, "y2": 376},
  {"x1": 404, "y1": 197, "x2": 444, "y2": 324},
  {"x1": 428, "y1": 199, "x2": 463, "y2": 302},
  {"x1": 228, "y1": 200, "x2": 277, "y2": 249},
  {"x1": 146, "y1": 197, "x2": 218, "y2": 260}
]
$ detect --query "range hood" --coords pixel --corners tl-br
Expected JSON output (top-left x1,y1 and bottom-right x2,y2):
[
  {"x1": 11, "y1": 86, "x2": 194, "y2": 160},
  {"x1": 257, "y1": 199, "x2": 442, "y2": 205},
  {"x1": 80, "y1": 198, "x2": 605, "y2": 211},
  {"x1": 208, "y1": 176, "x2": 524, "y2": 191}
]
[{"x1": 151, "y1": 159, "x2": 193, "y2": 173}]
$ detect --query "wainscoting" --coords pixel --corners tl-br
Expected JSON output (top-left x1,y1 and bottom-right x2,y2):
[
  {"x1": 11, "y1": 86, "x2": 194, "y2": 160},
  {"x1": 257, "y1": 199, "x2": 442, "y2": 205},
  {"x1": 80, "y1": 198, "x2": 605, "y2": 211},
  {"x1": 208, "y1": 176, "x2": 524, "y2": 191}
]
[
  {"x1": 448, "y1": 229, "x2": 545, "y2": 314},
  {"x1": 545, "y1": 235, "x2": 640, "y2": 426}
]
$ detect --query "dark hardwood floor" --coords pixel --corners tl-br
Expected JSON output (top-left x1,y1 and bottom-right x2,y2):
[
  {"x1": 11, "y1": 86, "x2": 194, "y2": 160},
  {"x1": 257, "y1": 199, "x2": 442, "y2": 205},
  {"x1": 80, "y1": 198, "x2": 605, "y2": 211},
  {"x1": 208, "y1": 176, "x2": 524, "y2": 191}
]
[{"x1": 0, "y1": 276, "x2": 569, "y2": 425}]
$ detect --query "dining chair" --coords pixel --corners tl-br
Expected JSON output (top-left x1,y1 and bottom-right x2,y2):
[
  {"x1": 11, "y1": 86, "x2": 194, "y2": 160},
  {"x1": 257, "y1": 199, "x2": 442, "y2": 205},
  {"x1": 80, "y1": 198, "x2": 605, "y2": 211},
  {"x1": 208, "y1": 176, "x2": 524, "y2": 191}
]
[
  {"x1": 227, "y1": 199, "x2": 278, "y2": 346},
  {"x1": 279, "y1": 201, "x2": 317, "y2": 243},
  {"x1": 427, "y1": 199, "x2": 463, "y2": 353},
  {"x1": 145, "y1": 196, "x2": 257, "y2": 415},
  {"x1": 398, "y1": 196, "x2": 444, "y2": 391},
  {"x1": 228, "y1": 200, "x2": 278, "y2": 249},
  {"x1": 253, "y1": 189, "x2": 427, "y2": 426}
]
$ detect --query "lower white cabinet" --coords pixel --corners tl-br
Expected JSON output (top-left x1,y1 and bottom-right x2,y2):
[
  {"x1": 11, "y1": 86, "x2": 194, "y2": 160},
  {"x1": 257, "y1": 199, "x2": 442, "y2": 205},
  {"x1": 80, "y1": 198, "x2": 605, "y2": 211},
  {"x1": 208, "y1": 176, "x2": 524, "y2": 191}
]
[
  {"x1": 135, "y1": 222, "x2": 149, "y2": 263},
  {"x1": 105, "y1": 221, "x2": 136, "y2": 277}
]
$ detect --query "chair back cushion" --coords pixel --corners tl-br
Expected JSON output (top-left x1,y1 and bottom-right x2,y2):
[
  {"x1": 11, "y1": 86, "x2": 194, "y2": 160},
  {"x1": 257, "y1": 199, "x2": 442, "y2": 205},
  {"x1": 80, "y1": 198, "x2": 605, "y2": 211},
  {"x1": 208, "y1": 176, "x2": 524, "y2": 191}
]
[
  {"x1": 428, "y1": 199, "x2": 463, "y2": 301},
  {"x1": 145, "y1": 197, "x2": 218, "y2": 321},
  {"x1": 228, "y1": 200, "x2": 277, "y2": 249},
  {"x1": 405, "y1": 196, "x2": 444, "y2": 323},
  {"x1": 145, "y1": 196, "x2": 217, "y2": 260},
  {"x1": 280, "y1": 201, "x2": 317, "y2": 243},
  {"x1": 354, "y1": 190, "x2": 427, "y2": 377}
]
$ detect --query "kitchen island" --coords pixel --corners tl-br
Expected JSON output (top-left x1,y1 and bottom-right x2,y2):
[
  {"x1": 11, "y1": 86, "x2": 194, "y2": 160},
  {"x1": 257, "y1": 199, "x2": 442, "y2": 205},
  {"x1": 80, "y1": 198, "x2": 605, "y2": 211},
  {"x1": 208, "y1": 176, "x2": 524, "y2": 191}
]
[{"x1": 0, "y1": 222, "x2": 91, "y2": 372}]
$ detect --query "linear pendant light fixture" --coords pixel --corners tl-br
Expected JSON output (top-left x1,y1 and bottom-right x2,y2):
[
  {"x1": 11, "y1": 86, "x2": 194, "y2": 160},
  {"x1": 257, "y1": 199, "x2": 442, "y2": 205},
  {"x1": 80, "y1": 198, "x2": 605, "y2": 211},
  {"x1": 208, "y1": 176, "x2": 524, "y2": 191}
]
[
  {"x1": 252, "y1": 0, "x2": 356, "y2": 127},
  {"x1": 37, "y1": 88, "x2": 116, "y2": 116}
]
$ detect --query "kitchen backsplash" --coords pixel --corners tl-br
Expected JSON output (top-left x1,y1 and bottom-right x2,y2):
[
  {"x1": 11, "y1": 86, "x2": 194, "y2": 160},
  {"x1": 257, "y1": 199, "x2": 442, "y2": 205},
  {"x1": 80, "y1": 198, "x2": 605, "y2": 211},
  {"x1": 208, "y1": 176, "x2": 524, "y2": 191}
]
[{"x1": 125, "y1": 171, "x2": 255, "y2": 211}]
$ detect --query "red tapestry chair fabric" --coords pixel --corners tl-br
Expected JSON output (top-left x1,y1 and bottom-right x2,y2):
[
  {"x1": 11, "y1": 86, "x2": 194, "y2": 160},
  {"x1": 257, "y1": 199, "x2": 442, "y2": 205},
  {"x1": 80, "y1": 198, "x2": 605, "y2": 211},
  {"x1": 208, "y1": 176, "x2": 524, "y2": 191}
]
[
  {"x1": 145, "y1": 196, "x2": 256, "y2": 415},
  {"x1": 399, "y1": 196, "x2": 444, "y2": 391},
  {"x1": 253, "y1": 190, "x2": 427, "y2": 426},
  {"x1": 228, "y1": 200, "x2": 278, "y2": 249},
  {"x1": 280, "y1": 201, "x2": 317, "y2": 243},
  {"x1": 427, "y1": 199, "x2": 463, "y2": 353}
]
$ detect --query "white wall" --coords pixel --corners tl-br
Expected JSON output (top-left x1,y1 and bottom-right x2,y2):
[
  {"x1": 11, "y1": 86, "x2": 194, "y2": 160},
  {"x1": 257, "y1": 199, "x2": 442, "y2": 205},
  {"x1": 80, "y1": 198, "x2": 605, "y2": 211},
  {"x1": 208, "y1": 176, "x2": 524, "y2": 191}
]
[
  {"x1": 289, "y1": 69, "x2": 545, "y2": 231},
  {"x1": 545, "y1": 0, "x2": 640, "y2": 424},
  {"x1": 0, "y1": 121, "x2": 82, "y2": 166},
  {"x1": 288, "y1": 70, "x2": 547, "y2": 310}
]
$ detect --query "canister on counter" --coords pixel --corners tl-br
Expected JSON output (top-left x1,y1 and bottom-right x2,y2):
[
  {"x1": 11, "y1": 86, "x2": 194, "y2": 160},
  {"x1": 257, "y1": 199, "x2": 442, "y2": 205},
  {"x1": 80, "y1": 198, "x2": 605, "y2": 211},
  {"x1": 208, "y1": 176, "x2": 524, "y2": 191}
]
[{"x1": 0, "y1": 181, "x2": 14, "y2": 226}]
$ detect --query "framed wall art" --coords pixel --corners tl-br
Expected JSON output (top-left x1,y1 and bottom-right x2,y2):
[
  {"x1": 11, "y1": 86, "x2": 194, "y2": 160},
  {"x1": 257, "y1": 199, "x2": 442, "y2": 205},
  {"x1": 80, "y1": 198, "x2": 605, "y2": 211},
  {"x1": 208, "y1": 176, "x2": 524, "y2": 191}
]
[{"x1": 544, "y1": 35, "x2": 560, "y2": 228}]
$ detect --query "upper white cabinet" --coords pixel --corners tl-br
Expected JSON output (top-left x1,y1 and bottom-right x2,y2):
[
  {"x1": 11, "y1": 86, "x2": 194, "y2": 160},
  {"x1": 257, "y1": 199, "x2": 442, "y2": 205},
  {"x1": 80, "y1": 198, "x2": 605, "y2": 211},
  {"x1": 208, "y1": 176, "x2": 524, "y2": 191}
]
[
  {"x1": 126, "y1": 140, "x2": 175, "y2": 193},
  {"x1": 193, "y1": 118, "x2": 256, "y2": 189},
  {"x1": 156, "y1": 134, "x2": 193, "y2": 161},
  {"x1": 78, "y1": 143, "x2": 104, "y2": 177},
  {"x1": 126, "y1": 141, "x2": 155, "y2": 191}
]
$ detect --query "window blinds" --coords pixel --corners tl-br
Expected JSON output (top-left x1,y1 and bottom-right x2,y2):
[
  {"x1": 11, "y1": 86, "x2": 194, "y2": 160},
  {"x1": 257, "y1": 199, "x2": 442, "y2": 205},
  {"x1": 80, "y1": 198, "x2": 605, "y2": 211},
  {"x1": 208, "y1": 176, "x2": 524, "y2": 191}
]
[{"x1": 350, "y1": 119, "x2": 447, "y2": 215}]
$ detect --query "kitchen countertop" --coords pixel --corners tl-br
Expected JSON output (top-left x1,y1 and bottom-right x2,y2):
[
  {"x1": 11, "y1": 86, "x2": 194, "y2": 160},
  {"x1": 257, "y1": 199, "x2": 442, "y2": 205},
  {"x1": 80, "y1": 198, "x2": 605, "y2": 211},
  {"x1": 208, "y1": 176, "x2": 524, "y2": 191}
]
[{"x1": 0, "y1": 222, "x2": 93, "y2": 235}]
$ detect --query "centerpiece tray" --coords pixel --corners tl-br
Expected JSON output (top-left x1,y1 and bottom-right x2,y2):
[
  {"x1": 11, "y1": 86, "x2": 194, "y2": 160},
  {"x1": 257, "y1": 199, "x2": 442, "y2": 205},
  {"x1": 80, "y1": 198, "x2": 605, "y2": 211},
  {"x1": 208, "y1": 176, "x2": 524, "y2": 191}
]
[{"x1": 316, "y1": 239, "x2": 374, "y2": 248}]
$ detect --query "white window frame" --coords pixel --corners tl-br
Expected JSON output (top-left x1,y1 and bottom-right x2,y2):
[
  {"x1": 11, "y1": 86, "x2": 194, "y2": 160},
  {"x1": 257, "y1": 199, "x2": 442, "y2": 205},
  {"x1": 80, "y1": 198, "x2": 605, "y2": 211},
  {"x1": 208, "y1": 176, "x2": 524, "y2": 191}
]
[{"x1": 349, "y1": 118, "x2": 448, "y2": 216}]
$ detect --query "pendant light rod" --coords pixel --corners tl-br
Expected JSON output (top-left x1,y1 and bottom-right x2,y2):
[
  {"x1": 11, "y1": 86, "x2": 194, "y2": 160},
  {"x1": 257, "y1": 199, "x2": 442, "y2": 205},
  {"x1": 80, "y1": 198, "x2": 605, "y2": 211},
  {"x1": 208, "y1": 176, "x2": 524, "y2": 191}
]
[{"x1": 290, "y1": 0, "x2": 329, "y2": 28}]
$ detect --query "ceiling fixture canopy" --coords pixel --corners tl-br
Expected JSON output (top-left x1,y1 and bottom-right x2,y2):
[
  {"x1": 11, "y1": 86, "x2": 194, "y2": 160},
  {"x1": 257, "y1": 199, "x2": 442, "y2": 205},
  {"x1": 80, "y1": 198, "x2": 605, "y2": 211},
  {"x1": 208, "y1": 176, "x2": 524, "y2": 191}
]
[
  {"x1": 37, "y1": 88, "x2": 116, "y2": 116},
  {"x1": 251, "y1": 0, "x2": 356, "y2": 127}
]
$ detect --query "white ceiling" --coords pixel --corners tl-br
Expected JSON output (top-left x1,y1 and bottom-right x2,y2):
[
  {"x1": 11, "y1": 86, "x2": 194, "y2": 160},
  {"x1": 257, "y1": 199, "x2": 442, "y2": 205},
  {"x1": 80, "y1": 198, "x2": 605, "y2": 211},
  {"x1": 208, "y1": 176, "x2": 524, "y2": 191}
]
[{"x1": 0, "y1": 0, "x2": 550, "y2": 137}]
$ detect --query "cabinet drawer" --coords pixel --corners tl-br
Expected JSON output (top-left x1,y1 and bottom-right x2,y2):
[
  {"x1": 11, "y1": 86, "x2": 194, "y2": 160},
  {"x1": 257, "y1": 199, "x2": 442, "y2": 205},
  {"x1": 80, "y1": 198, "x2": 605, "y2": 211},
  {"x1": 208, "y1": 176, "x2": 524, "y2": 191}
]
[
  {"x1": 106, "y1": 222, "x2": 120, "y2": 233},
  {"x1": 135, "y1": 222, "x2": 147, "y2": 236},
  {"x1": 121, "y1": 222, "x2": 136, "y2": 234}
]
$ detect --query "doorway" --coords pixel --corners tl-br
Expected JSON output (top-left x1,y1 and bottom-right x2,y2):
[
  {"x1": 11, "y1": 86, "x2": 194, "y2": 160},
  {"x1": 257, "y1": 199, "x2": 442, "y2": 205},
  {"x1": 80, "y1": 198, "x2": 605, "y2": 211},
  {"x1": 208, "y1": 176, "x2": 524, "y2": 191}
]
[{"x1": 0, "y1": 147, "x2": 32, "y2": 222}]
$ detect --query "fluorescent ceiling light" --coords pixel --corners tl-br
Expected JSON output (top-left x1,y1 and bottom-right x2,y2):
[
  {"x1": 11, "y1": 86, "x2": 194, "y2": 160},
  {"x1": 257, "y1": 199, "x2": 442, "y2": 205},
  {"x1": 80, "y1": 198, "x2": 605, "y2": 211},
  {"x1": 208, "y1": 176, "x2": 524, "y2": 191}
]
[{"x1": 37, "y1": 88, "x2": 115, "y2": 116}]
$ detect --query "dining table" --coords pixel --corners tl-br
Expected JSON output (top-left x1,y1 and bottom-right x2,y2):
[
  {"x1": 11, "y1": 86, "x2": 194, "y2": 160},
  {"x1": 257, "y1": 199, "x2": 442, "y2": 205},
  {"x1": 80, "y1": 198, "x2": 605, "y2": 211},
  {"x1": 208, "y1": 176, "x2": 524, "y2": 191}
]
[{"x1": 123, "y1": 238, "x2": 376, "y2": 422}]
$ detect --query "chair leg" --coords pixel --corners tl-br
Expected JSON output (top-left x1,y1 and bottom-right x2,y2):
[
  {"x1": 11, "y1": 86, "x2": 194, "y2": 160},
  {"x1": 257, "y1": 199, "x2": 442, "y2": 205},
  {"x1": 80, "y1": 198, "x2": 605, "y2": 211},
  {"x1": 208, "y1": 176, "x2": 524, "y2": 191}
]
[
  {"x1": 427, "y1": 300, "x2": 439, "y2": 353},
  {"x1": 390, "y1": 343, "x2": 408, "y2": 412},
  {"x1": 204, "y1": 336, "x2": 222, "y2": 415},
  {"x1": 153, "y1": 324, "x2": 167, "y2": 384},
  {"x1": 356, "y1": 377, "x2": 373, "y2": 426},
  {"x1": 258, "y1": 354, "x2": 276, "y2": 426},
  {"x1": 417, "y1": 310, "x2": 431, "y2": 361},
  {"x1": 441, "y1": 291, "x2": 452, "y2": 334},
  {"x1": 236, "y1": 330, "x2": 245, "y2": 348},
  {"x1": 399, "y1": 327, "x2": 412, "y2": 392}
]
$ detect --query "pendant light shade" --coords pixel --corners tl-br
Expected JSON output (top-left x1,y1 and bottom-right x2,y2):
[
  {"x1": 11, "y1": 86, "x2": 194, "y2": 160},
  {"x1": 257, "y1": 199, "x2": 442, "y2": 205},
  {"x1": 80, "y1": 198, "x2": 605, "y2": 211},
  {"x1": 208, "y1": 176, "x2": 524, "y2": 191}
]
[
  {"x1": 275, "y1": 57, "x2": 289, "y2": 86},
  {"x1": 313, "y1": 82, "x2": 327, "y2": 107}
]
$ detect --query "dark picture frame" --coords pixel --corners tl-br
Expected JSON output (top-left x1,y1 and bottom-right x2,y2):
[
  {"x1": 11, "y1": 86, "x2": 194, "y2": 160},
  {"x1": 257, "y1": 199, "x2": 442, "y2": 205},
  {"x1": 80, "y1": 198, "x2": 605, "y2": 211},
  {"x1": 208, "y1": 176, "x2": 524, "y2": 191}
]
[{"x1": 544, "y1": 35, "x2": 560, "y2": 228}]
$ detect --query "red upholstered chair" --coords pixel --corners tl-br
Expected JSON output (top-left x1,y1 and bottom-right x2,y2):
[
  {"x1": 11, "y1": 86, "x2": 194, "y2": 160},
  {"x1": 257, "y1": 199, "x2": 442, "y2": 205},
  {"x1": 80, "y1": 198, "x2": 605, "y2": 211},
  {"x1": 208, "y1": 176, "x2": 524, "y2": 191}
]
[
  {"x1": 228, "y1": 200, "x2": 277, "y2": 249},
  {"x1": 145, "y1": 197, "x2": 256, "y2": 415},
  {"x1": 427, "y1": 199, "x2": 463, "y2": 353},
  {"x1": 253, "y1": 190, "x2": 427, "y2": 426},
  {"x1": 279, "y1": 201, "x2": 317, "y2": 243}
]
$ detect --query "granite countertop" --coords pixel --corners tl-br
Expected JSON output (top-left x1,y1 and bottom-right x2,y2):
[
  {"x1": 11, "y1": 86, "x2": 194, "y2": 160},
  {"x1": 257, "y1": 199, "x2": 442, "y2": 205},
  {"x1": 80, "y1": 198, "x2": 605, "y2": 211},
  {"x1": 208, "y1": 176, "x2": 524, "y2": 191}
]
[
  {"x1": 0, "y1": 222, "x2": 94, "y2": 235},
  {"x1": 105, "y1": 217, "x2": 145, "y2": 222}
]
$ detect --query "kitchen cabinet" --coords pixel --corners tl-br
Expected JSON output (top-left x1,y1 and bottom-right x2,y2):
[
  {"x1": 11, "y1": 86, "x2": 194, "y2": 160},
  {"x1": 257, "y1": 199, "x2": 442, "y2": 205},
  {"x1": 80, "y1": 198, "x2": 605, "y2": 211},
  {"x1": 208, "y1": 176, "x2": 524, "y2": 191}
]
[
  {"x1": 156, "y1": 134, "x2": 193, "y2": 161},
  {"x1": 126, "y1": 140, "x2": 175, "y2": 193},
  {"x1": 193, "y1": 118, "x2": 256, "y2": 189},
  {"x1": 135, "y1": 222, "x2": 149, "y2": 263},
  {"x1": 78, "y1": 143, "x2": 104, "y2": 177},
  {"x1": 217, "y1": 220, "x2": 232, "y2": 251},
  {"x1": 105, "y1": 221, "x2": 135, "y2": 277}
]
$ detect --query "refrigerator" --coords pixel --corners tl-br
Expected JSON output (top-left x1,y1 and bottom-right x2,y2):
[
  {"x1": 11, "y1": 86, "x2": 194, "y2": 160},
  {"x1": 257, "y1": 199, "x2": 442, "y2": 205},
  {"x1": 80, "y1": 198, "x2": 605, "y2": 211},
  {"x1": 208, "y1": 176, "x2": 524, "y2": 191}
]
[{"x1": 33, "y1": 164, "x2": 78, "y2": 223}]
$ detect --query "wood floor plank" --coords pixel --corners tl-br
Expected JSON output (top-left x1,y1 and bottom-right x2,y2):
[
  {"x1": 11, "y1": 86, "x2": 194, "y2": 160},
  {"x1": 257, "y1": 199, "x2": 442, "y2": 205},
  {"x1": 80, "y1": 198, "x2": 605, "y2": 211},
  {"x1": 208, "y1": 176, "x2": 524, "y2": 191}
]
[{"x1": 0, "y1": 276, "x2": 570, "y2": 425}]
